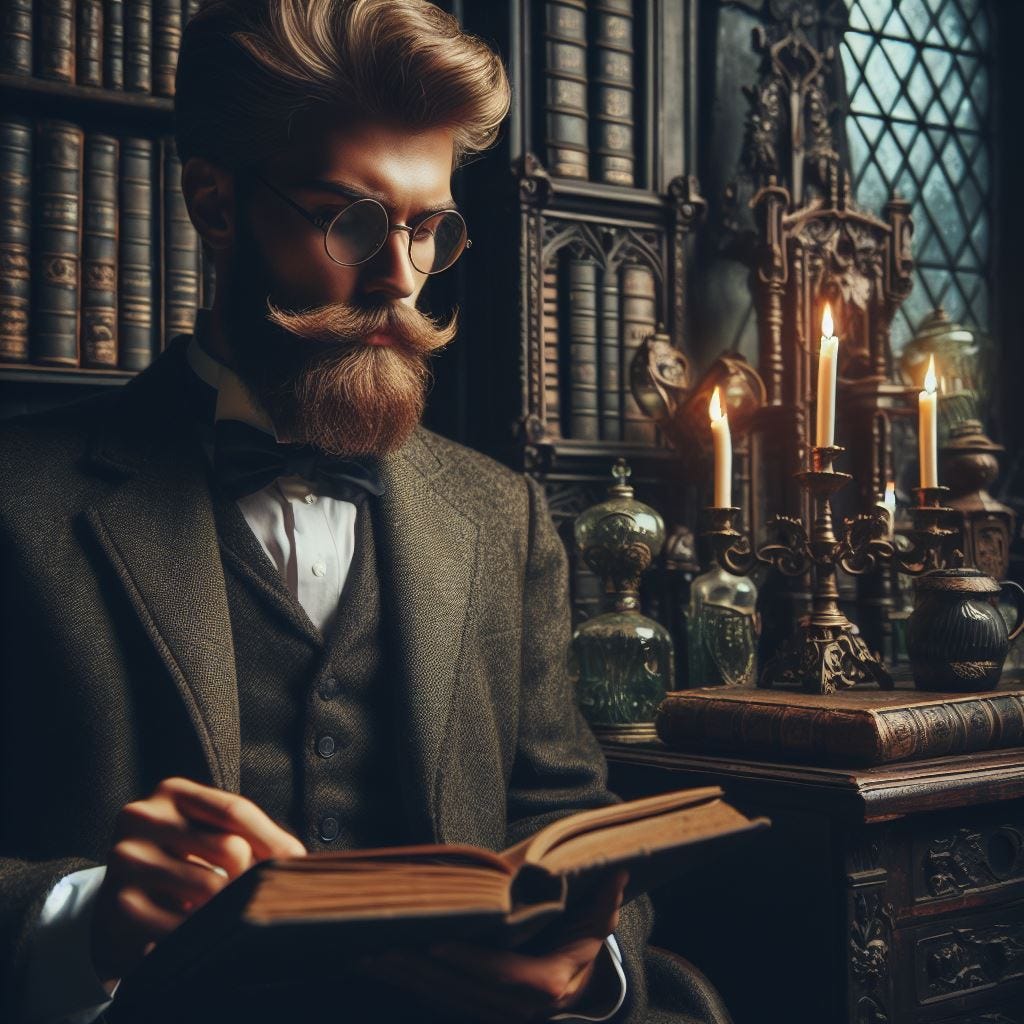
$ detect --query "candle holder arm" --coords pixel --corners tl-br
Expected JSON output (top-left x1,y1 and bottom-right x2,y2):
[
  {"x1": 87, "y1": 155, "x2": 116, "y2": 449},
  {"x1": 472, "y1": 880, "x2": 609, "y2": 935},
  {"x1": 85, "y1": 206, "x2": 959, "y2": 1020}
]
[
  {"x1": 758, "y1": 515, "x2": 813, "y2": 576},
  {"x1": 837, "y1": 510, "x2": 895, "y2": 575}
]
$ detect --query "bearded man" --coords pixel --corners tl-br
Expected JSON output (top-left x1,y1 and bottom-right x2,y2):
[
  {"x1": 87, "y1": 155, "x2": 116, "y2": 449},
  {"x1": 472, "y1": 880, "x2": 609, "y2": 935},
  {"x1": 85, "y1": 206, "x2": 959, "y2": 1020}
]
[{"x1": 0, "y1": 3, "x2": 730, "y2": 1023}]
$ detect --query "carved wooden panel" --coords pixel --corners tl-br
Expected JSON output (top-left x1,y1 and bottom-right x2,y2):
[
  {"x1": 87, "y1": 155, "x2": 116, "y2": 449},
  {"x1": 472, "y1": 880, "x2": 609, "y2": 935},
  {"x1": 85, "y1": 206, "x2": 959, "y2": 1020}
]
[
  {"x1": 913, "y1": 906, "x2": 1024, "y2": 1006},
  {"x1": 914, "y1": 820, "x2": 1024, "y2": 904}
]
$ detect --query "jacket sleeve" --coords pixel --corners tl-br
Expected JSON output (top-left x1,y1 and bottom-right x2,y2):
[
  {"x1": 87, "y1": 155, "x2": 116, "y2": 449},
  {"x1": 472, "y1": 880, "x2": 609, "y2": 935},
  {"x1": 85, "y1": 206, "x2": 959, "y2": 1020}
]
[{"x1": 505, "y1": 475, "x2": 654, "y2": 1024}]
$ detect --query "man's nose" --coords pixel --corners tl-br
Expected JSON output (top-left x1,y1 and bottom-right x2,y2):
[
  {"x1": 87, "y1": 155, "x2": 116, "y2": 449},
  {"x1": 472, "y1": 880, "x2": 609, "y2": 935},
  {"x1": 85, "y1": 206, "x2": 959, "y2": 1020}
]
[{"x1": 360, "y1": 227, "x2": 418, "y2": 301}]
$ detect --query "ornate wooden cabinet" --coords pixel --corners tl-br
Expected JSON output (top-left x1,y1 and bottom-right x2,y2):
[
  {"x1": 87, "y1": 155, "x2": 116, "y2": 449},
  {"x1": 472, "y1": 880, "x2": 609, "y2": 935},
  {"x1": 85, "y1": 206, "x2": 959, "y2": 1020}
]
[{"x1": 604, "y1": 742, "x2": 1024, "y2": 1024}]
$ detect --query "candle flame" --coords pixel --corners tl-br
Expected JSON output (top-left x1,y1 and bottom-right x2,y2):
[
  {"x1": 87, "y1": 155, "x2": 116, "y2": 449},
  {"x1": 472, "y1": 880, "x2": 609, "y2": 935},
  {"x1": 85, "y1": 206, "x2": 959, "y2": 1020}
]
[
  {"x1": 822, "y1": 303, "x2": 834, "y2": 339},
  {"x1": 923, "y1": 354, "x2": 937, "y2": 395},
  {"x1": 709, "y1": 386, "x2": 724, "y2": 423},
  {"x1": 884, "y1": 481, "x2": 896, "y2": 507}
]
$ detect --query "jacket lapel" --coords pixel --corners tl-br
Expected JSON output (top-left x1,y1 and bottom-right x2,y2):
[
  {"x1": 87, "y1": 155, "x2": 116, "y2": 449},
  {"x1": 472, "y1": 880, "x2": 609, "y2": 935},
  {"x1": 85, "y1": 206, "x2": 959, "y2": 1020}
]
[
  {"x1": 80, "y1": 341, "x2": 241, "y2": 792},
  {"x1": 375, "y1": 432, "x2": 481, "y2": 843}
]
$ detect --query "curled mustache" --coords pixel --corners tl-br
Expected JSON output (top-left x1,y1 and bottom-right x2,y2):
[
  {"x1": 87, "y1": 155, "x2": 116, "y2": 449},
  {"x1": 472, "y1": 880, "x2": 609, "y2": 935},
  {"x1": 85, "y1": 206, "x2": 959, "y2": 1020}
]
[{"x1": 264, "y1": 297, "x2": 458, "y2": 354}]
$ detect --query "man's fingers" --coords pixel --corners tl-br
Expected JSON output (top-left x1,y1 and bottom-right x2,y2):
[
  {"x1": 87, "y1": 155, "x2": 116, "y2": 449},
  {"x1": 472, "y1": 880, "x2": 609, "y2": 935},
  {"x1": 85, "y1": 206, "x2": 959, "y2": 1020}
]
[
  {"x1": 116, "y1": 799, "x2": 256, "y2": 876},
  {"x1": 158, "y1": 777, "x2": 306, "y2": 860},
  {"x1": 108, "y1": 838, "x2": 232, "y2": 912},
  {"x1": 114, "y1": 886, "x2": 186, "y2": 941}
]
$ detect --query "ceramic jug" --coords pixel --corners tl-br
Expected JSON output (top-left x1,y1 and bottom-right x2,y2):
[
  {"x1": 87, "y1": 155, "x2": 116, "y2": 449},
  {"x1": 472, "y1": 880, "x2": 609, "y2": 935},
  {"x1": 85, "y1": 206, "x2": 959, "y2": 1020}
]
[{"x1": 908, "y1": 568, "x2": 1024, "y2": 691}]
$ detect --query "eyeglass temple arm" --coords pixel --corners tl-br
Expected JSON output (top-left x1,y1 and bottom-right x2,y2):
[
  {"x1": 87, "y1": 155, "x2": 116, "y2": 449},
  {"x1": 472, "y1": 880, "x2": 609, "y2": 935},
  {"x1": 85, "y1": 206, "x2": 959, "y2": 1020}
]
[{"x1": 250, "y1": 172, "x2": 330, "y2": 230}]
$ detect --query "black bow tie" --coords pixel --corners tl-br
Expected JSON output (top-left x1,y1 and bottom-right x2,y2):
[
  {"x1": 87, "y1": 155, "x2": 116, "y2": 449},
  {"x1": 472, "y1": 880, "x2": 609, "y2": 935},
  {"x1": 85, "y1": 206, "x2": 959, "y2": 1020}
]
[{"x1": 212, "y1": 419, "x2": 385, "y2": 503}]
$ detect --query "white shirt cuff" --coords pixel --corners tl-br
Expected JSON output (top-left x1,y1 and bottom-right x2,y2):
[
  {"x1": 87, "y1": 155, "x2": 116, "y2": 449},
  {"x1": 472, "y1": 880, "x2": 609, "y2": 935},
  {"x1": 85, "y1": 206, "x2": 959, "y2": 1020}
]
[
  {"x1": 549, "y1": 934, "x2": 627, "y2": 1022},
  {"x1": 23, "y1": 865, "x2": 120, "y2": 1024}
]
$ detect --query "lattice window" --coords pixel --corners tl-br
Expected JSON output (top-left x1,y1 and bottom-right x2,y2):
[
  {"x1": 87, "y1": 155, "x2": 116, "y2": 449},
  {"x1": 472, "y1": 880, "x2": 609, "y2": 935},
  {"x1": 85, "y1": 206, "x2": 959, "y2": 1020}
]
[{"x1": 841, "y1": 0, "x2": 993, "y2": 353}]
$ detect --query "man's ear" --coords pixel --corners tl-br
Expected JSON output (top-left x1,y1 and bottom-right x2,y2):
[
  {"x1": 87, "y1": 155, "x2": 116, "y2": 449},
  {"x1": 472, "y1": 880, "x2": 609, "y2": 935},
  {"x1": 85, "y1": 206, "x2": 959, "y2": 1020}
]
[{"x1": 181, "y1": 156, "x2": 236, "y2": 252}]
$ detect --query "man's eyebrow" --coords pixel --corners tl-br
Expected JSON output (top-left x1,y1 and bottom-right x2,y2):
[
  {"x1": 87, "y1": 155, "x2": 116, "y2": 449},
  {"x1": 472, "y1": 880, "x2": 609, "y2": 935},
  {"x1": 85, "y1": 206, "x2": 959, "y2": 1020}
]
[{"x1": 296, "y1": 178, "x2": 459, "y2": 218}]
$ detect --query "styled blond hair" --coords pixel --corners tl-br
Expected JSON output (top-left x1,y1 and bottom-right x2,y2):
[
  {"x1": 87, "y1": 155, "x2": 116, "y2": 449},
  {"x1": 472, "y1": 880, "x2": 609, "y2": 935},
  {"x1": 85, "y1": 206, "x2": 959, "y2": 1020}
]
[{"x1": 174, "y1": 0, "x2": 511, "y2": 170}]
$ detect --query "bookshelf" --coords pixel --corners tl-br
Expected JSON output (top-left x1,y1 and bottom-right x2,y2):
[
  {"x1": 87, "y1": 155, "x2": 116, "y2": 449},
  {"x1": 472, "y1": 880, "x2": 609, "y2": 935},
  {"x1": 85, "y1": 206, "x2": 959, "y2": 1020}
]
[{"x1": 0, "y1": 0, "x2": 204, "y2": 412}]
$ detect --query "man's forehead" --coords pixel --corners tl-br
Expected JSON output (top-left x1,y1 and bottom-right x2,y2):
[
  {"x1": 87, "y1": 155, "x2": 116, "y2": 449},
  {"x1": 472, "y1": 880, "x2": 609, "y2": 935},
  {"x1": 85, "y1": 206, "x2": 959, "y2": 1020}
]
[{"x1": 272, "y1": 112, "x2": 456, "y2": 203}]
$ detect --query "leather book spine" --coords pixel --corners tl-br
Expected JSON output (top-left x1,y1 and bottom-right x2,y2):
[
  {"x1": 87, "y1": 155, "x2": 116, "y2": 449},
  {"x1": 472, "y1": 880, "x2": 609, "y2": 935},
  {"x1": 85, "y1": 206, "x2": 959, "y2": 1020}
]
[
  {"x1": 656, "y1": 692, "x2": 1024, "y2": 766},
  {"x1": 76, "y1": 0, "x2": 103, "y2": 87},
  {"x1": 31, "y1": 119, "x2": 81, "y2": 366},
  {"x1": 543, "y1": 0, "x2": 589, "y2": 180},
  {"x1": 123, "y1": 0, "x2": 151, "y2": 93},
  {"x1": 600, "y1": 265, "x2": 621, "y2": 439},
  {"x1": 874, "y1": 694, "x2": 1024, "y2": 762},
  {"x1": 35, "y1": 0, "x2": 75, "y2": 82},
  {"x1": 152, "y1": 0, "x2": 180, "y2": 96},
  {"x1": 102, "y1": 0, "x2": 122, "y2": 89},
  {"x1": 542, "y1": 266, "x2": 561, "y2": 434},
  {"x1": 0, "y1": 0, "x2": 34, "y2": 76},
  {"x1": 118, "y1": 136, "x2": 156, "y2": 370},
  {"x1": 619, "y1": 262, "x2": 657, "y2": 443},
  {"x1": 562, "y1": 254, "x2": 599, "y2": 441},
  {"x1": 0, "y1": 115, "x2": 32, "y2": 362},
  {"x1": 162, "y1": 137, "x2": 199, "y2": 347},
  {"x1": 589, "y1": 0, "x2": 636, "y2": 187},
  {"x1": 81, "y1": 132, "x2": 118, "y2": 367}
]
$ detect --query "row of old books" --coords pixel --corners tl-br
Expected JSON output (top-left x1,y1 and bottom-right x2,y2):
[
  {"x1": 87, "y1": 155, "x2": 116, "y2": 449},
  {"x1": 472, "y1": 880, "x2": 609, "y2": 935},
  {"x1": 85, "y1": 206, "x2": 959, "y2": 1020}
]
[
  {"x1": 543, "y1": 255, "x2": 658, "y2": 444},
  {"x1": 543, "y1": 0, "x2": 639, "y2": 186},
  {"x1": 0, "y1": 115, "x2": 208, "y2": 371},
  {"x1": 1, "y1": 0, "x2": 200, "y2": 94}
]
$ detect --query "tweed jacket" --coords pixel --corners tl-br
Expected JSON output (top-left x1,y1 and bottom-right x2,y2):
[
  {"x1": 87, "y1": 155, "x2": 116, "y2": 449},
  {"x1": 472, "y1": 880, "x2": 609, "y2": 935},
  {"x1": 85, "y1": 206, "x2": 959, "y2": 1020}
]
[{"x1": 0, "y1": 337, "x2": 655, "y2": 1021}]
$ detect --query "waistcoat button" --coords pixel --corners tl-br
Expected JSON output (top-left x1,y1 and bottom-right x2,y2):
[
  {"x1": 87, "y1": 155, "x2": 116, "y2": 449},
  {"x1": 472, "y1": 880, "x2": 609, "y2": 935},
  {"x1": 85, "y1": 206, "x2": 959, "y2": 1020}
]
[
  {"x1": 318, "y1": 675, "x2": 340, "y2": 700},
  {"x1": 317, "y1": 734, "x2": 337, "y2": 758},
  {"x1": 319, "y1": 815, "x2": 340, "y2": 842}
]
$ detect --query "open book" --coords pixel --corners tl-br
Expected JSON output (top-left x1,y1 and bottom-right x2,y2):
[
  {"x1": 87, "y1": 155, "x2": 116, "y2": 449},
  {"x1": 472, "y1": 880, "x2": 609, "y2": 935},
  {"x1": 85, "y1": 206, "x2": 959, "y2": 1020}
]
[{"x1": 112, "y1": 787, "x2": 768, "y2": 1007}]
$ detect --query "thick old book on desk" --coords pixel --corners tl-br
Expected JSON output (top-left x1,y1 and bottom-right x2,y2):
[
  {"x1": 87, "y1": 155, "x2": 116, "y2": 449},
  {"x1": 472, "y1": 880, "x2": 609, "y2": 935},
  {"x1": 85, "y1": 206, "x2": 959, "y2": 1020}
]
[
  {"x1": 112, "y1": 787, "x2": 767, "y2": 1007},
  {"x1": 657, "y1": 685, "x2": 1024, "y2": 767}
]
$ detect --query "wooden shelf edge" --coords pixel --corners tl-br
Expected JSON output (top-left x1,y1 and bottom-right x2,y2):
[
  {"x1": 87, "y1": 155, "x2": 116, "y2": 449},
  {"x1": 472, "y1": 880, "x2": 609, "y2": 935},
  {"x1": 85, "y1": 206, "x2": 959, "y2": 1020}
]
[
  {"x1": 0, "y1": 363, "x2": 135, "y2": 386},
  {"x1": 0, "y1": 73, "x2": 175, "y2": 120}
]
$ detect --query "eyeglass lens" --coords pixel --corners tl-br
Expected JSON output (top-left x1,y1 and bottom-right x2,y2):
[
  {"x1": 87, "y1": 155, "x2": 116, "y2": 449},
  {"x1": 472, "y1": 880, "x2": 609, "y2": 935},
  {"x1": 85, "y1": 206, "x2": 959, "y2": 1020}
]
[{"x1": 325, "y1": 200, "x2": 468, "y2": 274}]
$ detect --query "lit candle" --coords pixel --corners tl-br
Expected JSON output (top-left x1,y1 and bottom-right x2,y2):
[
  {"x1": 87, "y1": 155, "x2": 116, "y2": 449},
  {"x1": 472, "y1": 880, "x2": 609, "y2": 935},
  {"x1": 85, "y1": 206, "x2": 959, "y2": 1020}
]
[
  {"x1": 709, "y1": 386, "x2": 732, "y2": 508},
  {"x1": 816, "y1": 304, "x2": 839, "y2": 448},
  {"x1": 883, "y1": 481, "x2": 896, "y2": 539},
  {"x1": 919, "y1": 356, "x2": 939, "y2": 489}
]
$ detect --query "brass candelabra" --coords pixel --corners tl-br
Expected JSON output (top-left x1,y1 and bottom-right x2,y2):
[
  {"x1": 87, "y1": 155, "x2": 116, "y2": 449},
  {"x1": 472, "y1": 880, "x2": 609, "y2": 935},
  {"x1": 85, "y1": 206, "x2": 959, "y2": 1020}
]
[{"x1": 703, "y1": 445, "x2": 962, "y2": 694}]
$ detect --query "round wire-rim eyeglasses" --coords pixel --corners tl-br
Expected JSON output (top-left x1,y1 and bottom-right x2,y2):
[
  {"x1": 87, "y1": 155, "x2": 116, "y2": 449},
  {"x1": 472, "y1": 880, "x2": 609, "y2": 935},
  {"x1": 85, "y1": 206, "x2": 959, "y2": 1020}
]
[{"x1": 251, "y1": 172, "x2": 471, "y2": 276}]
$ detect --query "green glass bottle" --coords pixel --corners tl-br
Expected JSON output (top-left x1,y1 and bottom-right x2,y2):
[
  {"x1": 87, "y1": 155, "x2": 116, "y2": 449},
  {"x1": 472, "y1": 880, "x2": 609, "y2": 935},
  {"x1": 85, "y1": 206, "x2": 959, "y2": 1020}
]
[{"x1": 572, "y1": 460, "x2": 675, "y2": 740}]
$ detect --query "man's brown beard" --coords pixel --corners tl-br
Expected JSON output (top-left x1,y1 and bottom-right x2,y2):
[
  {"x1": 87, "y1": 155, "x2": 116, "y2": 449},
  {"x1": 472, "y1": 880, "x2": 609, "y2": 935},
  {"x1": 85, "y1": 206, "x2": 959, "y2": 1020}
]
[
  {"x1": 224, "y1": 267, "x2": 457, "y2": 456},
  {"x1": 255, "y1": 300, "x2": 457, "y2": 456}
]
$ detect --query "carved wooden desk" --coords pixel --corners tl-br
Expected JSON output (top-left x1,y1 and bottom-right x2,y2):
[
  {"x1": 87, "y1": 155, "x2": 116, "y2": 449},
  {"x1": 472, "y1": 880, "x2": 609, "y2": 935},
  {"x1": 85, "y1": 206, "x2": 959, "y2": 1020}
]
[{"x1": 604, "y1": 743, "x2": 1024, "y2": 1024}]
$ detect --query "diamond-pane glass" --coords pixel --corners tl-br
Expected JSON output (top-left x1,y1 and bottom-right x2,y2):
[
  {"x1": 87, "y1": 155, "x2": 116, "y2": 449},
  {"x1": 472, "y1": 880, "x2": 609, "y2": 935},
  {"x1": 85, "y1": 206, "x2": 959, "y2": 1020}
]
[{"x1": 841, "y1": 0, "x2": 992, "y2": 352}]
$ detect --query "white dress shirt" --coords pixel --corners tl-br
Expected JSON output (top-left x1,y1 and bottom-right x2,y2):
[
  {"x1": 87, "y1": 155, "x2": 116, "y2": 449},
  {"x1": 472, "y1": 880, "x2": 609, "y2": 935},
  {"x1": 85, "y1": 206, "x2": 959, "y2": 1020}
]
[{"x1": 21, "y1": 321, "x2": 626, "y2": 1023}]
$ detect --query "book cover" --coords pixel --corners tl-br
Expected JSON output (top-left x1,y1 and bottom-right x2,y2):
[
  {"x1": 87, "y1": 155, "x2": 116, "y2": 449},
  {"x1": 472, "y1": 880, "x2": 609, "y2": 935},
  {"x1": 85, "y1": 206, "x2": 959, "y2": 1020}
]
[
  {"x1": 542, "y1": 266, "x2": 561, "y2": 434},
  {"x1": 81, "y1": 132, "x2": 118, "y2": 367},
  {"x1": 0, "y1": 115, "x2": 32, "y2": 364},
  {"x1": 619, "y1": 262, "x2": 657, "y2": 444},
  {"x1": 153, "y1": 0, "x2": 181, "y2": 96},
  {"x1": 35, "y1": 0, "x2": 75, "y2": 82},
  {"x1": 103, "y1": 0, "x2": 123, "y2": 89},
  {"x1": 118, "y1": 135, "x2": 157, "y2": 371},
  {"x1": 0, "y1": 0, "x2": 34, "y2": 76},
  {"x1": 162, "y1": 137, "x2": 199, "y2": 348},
  {"x1": 31, "y1": 118, "x2": 82, "y2": 366},
  {"x1": 600, "y1": 263, "x2": 621, "y2": 439},
  {"x1": 123, "y1": 0, "x2": 151, "y2": 93},
  {"x1": 76, "y1": 0, "x2": 103, "y2": 87},
  {"x1": 589, "y1": 0, "x2": 636, "y2": 187},
  {"x1": 562, "y1": 254, "x2": 600, "y2": 442},
  {"x1": 656, "y1": 685, "x2": 1024, "y2": 767},
  {"x1": 543, "y1": 0, "x2": 589, "y2": 180}
]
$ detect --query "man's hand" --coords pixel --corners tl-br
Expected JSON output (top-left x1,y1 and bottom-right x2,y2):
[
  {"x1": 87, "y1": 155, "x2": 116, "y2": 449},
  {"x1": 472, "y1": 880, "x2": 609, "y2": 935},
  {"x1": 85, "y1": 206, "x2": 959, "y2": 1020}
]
[
  {"x1": 357, "y1": 868, "x2": 629, "y2": 1024},
  {"x1": 90, "y1": 776, "x2": 306, "y2": 985}
]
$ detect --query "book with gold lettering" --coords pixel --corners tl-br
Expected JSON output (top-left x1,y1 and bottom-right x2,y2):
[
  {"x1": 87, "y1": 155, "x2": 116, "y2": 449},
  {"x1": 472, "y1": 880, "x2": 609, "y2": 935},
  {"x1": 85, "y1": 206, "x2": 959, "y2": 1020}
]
[{"x1": 112, "y1": 787, "x2": 767, "y2": 1007}]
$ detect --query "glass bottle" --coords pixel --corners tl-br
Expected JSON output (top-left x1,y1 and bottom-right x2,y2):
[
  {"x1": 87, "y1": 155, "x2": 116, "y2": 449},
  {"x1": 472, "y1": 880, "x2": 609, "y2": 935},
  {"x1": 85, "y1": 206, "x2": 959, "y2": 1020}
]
[
  {"x1": 572, "y1": 460, "x2": 674, "y2": 739},
  {"x1": 686, "y1": 559, "x2": 759, "y2": 687}
]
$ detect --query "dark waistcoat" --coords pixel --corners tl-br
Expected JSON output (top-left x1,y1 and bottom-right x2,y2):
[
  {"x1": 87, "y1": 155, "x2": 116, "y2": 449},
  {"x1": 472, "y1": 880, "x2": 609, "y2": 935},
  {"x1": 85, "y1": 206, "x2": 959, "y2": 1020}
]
[{"x1": 211, "y1": 488, "x2": 408, "y2": 852}]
